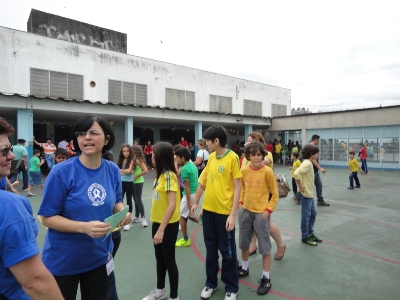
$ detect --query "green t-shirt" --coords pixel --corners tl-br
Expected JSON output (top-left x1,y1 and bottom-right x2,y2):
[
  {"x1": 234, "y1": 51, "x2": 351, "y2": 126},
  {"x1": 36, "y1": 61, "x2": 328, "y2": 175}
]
[
  {"x1": 180, "y1": 161, "x2": 198, "y2": 194},
  {"x1": 30, "y1": 156, "x2": 41, "y2": 172}
]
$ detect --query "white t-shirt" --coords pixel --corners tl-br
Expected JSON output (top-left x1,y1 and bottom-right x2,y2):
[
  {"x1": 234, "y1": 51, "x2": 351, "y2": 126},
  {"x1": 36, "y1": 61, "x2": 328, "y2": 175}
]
[{"x1": 197, "y1": 149, "x2": 209, "y2": 162}]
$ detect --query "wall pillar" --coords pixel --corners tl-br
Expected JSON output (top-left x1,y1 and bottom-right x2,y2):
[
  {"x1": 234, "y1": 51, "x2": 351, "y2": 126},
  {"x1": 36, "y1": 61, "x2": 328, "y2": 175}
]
[
  {"x1": 17, "y1": 109, "x2": 34, "y2": 160},
  {"x1": 244, "y1": 124, "x2": 252, "y2": 138},
  {"x1": 125, "y1": 116, "x2": 133, "y2": 145},
  {"x1": 194, "y1": 121, "x2": 203, "y2": 154},
  {"x1": 153, "y1": 128, "x2": 160, "y2": 143}
]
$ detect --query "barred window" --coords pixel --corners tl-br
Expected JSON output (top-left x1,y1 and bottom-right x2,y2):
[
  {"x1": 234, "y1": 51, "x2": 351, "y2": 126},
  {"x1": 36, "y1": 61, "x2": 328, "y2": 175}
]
[
  {"x1": 244, "y1": 99, "x2": 262, "y2": 116},
  {"x1": 271, "y1": 104, "x2": 287, "y2": 117},
  {"x1": 165, "y1": 88, "x2": 195, "y2": 110},
  {"x1": 209, "y1": 95, "x2": 232, "y2": 114},
  {"x1": 108, "y1": 80, "x2": 148, "y2": 105},
  {"x1": 30, "y1": 68, "x2": 84, "y2": 99}
]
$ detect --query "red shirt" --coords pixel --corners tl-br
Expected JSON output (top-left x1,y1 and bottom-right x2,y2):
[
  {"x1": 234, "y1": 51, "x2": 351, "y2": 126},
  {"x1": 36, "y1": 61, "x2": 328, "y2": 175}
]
[
  {"x1": 144, "y1": 145, "x2": 153, "y2": 155},
  {"x1": 359, "y1": 147, "x2": 367, "y2": 159},
  {"x1": 266, "y1": 143, "x2": 274, "y2": 153},
  {"x1": 180, "y1": 140, "x2": 188, "y2": 148}
]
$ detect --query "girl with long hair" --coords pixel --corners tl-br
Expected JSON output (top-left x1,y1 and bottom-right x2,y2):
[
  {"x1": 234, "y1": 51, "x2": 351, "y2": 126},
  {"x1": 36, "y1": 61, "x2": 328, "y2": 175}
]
[
  {"x1": 131, "y1": 145, "x2": 148, "y2": 227},
  {"x1": 142, "y1": 142, "x2": 180, "y2": 300}
]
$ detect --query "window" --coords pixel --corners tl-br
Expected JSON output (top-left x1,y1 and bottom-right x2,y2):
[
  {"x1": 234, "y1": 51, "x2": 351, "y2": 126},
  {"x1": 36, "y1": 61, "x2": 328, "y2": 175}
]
[
  {"x1": 271, "y1": 104, "x2": 287, "y2": 117},
  {"x1": 108, "y1": 80, "x2": 147, "y2": 105},
  {"x1": 30, "y1": 68, "x2": 84, "y2": 99},
  {"x1": 165, "y1": 88, "x2": 195, "y2": 110},
  {"x1": 209, "y1": 95, "x2": 232, "y2": 114},
  {"x1": 244, "y1": 100, "x2": 262, "y2": 116}
]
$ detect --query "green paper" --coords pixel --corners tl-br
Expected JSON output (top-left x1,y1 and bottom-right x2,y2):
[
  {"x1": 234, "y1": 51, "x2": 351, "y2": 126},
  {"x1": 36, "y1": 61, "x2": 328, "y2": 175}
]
[{"x1": 104, "y1": 206, "x2": 129, "y2": 238}]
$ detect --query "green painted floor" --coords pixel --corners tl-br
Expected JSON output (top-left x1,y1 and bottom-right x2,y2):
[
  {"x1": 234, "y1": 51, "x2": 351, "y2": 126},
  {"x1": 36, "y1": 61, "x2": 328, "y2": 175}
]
[{"x1": 23, "y1": 165, "x2": 400, "y2": 300}]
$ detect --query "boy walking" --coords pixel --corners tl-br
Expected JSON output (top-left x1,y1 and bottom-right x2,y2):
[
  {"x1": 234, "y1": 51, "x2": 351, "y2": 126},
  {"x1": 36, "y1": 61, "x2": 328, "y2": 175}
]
[
  {"x1": 175, "y1": 147, "x2": 199, "y2": 247},
  {"x1": 294, "y1": 145, "x2": 323, "y2": 246},
  {"x1": 289, "y1": 152, "x2": 301, "y2": 205},
  {"x1": 191, "y1": 124, "x2": 242, "y2": 300},
  {"x1": 348, "y1": 151, "x2": 364, "y2": 189},
  {"x1": 237, "y1": 141, "x2": 279, "y2": 295},
  {"x1": 26, "y1": 149, "x2": 44, "y2": 196}
]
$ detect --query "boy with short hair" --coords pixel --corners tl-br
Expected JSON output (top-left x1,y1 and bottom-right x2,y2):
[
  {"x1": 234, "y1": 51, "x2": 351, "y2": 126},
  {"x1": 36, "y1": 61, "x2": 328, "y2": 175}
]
[
  {"x1": 191, "y1": 124, "x2": 242, "y2": 300},
  {"x1": 174, "y1": 147, "x2": 199, "y2": 247},
  {"x1": 294, "y1": 145, "x2": 323, "y2": 246},
  {"x1": 348, "y1": 151, "x2": 364, "y2": 189},
  {"x1": 238, "y1": 141, "x2": 279, "y2": 295},
  {"x1": 54, "y1": 148, "x2": 67, "y2": 164},
  {"x1": 289, "y1": 152, "x2": 301, "y2": 205},
  {"x1": 27, "y1": 149, "x2": 44, "y2": 197}
]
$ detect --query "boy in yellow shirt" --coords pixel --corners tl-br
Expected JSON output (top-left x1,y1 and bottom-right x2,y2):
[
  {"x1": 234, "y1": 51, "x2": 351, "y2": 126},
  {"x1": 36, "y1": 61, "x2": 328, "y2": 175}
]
[
  {"x1": 238, "y1": 141, "x2": 278, "y2": 295},
  {"x1": 191, "y1": 124, "x2": 242, "y2": 300},
  {"x1": 294, "y1": 145, "x2": 323, "y2": 246},
  {"x1": 289, "y1": 152, "x2": 301, "y2": 205},
  {"x1": 348, "y1": 151, "x2": 364, "y2": 189}
]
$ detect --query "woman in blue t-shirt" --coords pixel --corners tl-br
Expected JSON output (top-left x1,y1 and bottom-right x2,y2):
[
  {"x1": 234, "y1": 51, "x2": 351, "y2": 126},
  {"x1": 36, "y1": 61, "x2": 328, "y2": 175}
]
[{"x1": 38, "y1": 115, "x2": 132, "y2": 300}]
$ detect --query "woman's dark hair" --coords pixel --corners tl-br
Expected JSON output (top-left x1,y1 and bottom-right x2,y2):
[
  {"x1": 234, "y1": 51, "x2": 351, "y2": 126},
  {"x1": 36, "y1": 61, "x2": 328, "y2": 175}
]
[
  {"x1": 175, "y1": 147, "x2": 191, "y2": 161},
  {"x1": 117, "y1": 144, "x2": 134, "y2": 169},
  {"x1": 0, "y1": 117, "x2": 14, "y2": 136},
  {"x1": 72, "y1": 115, "x2": 115, "y2": 154},
  {"x1": 55, "y1": 148, "x2": 67, "y2": 157},
  {"x1": 203, "y1": 124, "x2": 227, "y2": 147},
  {"x1": 302, "y1": 145, "x2": 319, "y2": 159},
  {"x1": 102, "y1": 151, "x2": 114, "y2": 161},
  {"x1": 153, "y1": 142, "x2": 176, "y2": 180},
  {"x1": 245, "y1": 141, "x2": 266, "y2": 160}
]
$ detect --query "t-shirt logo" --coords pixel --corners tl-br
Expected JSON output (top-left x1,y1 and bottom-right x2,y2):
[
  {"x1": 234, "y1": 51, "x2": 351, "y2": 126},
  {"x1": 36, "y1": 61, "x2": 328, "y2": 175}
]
[
  {"x1": 218, "y1": 165, "x2": 225, "y2": 173},
  {"x1": 88, "y1": 183, "x2": 106, "y2": 206}
]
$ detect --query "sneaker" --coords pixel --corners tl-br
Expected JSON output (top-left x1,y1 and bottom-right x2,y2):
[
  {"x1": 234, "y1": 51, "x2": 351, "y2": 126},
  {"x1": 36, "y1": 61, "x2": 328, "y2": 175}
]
[
  {"x1": 309, "y1": 233, "x2": 322, "y2": 243},
  {"x1": 355, "y1": 185, "x2": 361, "y2": 188},
  {"x1": 27, "y1": 191, "x2": 35, "y2": 197},
  {"x1": 22, "y1": 188, "x2": 29, "y2": 191},
  {"x1": 169, "y1": 298, "x2": 179, "y2": 300},
  {"x1": 123, "y1": 224, "x2": 132, "y2": 231},
  {"x1": 141, "y1": 218, "x2": 148, "y2": 228},
  {"x1": 142, "y1": 288, "x2": 167, "y2": 300},
  {"x1": 224, "y1": 292, "x2": 238, "y2": 300},
  {"x1": 257, "y1": 276, "x2": 271, "y2": 295},
  {"x1": 302, "y1": 236, "x2": 317, "y2": 246},
  {"x1": 238, "y1": 268, "x2": 249, "y2": 277},
  {"x1": 348, "y1": 186, "x2": 354, "y2": 189},
  {"x1": 132, "y1": 216, "x2": 142, "y2": 223},
  {"x1": 201, "y1": 287, "x2": 217, "y2": 299},
  {"x1": 175, "y1": 238, "x2": 191, "y2": 247},
  {"x1": 317, "y1": 200, "x2": 330, "y2": 206}
]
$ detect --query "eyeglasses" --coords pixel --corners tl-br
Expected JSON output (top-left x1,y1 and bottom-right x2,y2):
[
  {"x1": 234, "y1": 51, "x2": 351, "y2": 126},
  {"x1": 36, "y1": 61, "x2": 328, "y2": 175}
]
[
  {"x1": 0, "y1": 144, "x2": 13, "y2": 156},
  {"x1": 75, "y1": 130, "x2": 103, "y2": 138}
]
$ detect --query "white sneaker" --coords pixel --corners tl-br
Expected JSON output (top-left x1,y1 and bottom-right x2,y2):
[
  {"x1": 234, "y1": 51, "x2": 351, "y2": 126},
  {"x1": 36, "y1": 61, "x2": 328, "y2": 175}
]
[
  {"x1": 123, "y1": 224, "x2": 132, "y2": 231},
  {"x1": 27, "y1": 191, "x2": 35, "y2": 197},
  {"x1": 142, "y1": 288, "x2": 167, "y2": 300},
  {"x1": 141, "y1": 218, "x2": 148, "y2": 227},
  {"x1": 132, "y1": 216, "x2": 142, "y2": 223},
  {"x1": 201, "y1": 287, "x2": 217, "y2": 299},
  {"x1": 224, "y1": 292, "x2": 238, "y2": 300}
]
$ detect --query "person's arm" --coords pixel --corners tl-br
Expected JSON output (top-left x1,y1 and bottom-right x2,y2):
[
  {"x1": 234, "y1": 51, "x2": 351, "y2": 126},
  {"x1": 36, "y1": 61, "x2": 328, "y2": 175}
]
[
  {"x1": 184, "y1": 180, "x2": 192, "y2": 211},
  {"x1": 153, "y1": 190, "x2": 177, "y2": 244},
  {"x1": 32, "y1": 136, "x2": 40, "y2": 146},
  {"x1": 120, "y1": 160, "x2": 134, "y2": 175},
  {"x1": 311, "y1": 158, "x2": 326, "y2": 173},
  {"x1": 6, "y1": 177, "x2": 18, "y2": 194},
  {"x1": 9, "y1": 254, "x2": 63, "y2": 299},
  {"x1": 358, "y1": 162, "x2": 364, "y2": 174},
  {"x1": 23, "y1": 154, "x2": 28, "y2": 170},
  {"x1": 113, "y1": 202, "x2": 132, "y2": 227},
  {"x1": 263, "y1": 156, "x2": 272, "y2": 166},
  {"x1": 191, "y1": 184, "x2": 205, "y2": 214},
  {"x1": 193, "y1": 154, "x2": 203, "y2": 166},
  {"x1": 40, "y1": 215, "x2": 111, "y2": 238},
  {"x1": 226, "y1": 178, "x2": 240, "y2": 231},
  {"x1": 294, "y1": 165, "x2": 305, "y2": 192},
  {"x1": 133, "y1": 159, "x2": 148, "y2": 180}
]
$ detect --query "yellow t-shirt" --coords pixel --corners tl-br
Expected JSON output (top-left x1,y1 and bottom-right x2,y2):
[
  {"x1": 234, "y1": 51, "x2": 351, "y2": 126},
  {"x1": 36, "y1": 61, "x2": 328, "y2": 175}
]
[
  {"x1": 275, "y1": 143, "x2": 282, "y2": 154},
  {"x1": 199, "y1": 149, "x2": 242, "y2": 215},
  {"x1": 241, "y1": 152, "x2": 273, "y2": 169},
  {"x1": 150, "y1": 171, "x2": 181, "y2": 223},
  {"x1": 240, "y1": 165, "x2": 279, "y2": 214},
  {"x1": 348, "y1": 158, "x2": 359, "y2": 172},
  {"x1": 294, "y1": 159, "x2": 314, "y2": 198},
  {"x1": 291, "y1": 159, "x2": 301, "y2": 178}
]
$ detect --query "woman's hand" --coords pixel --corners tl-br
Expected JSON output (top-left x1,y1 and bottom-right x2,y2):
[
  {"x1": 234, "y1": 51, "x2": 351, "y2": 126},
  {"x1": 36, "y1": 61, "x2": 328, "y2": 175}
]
[
  {"x1": 119, "y1": 212, "x2": 132, "y2": 227},
  {"x1": 83, "y1": 221, "x2": 111, "y2": 238}
]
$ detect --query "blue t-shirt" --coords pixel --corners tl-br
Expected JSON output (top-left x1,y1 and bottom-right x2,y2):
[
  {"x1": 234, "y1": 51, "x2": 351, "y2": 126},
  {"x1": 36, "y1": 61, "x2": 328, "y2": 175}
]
[
  {"x1": 0, "y1": 190, "x2": 39, "y2": 299},
  {"x1": 0, "y1": 177, "x2": 6, "y2": 190},
  {"x1": 38, "y1": 157, "x2": 122, "y2": 276},
  {"x1": 120, "y1": 162, "x2": 133, "y2": 182}
]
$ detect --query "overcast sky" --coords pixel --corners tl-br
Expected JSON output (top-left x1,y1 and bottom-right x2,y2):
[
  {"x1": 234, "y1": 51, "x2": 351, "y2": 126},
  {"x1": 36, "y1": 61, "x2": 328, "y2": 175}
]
[{"x1": 1, "y1": 0, "x2": 400, "y2": 112}]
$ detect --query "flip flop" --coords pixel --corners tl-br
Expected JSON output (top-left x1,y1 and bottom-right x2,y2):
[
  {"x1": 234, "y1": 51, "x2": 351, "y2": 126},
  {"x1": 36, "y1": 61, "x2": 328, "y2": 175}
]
[
  {"x1": 274, "y1": 244, "x2": 286, "y2": 260},
  {"x1": 249, "y1": 248, "x2": 257, "y2": 256}
]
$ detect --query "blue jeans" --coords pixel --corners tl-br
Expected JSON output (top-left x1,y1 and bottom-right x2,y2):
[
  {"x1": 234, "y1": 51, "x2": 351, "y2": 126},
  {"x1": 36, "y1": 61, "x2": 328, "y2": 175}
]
[
  {"x1": 45, "y1": 154, "x2": 55, "y2": 170},
  {"x1": 298, "y1": 194, "x2": 317, "y2": 239},
  {"x1": 202, "y1": 210, "x2": 238, "y2": 294},
  {"x1": 361, "y1": 159, "x2": 368, "y2": 174},
  {"x1": 314, "y1": 172, "x2": 323, "y2": 202},
  {"x1": 349, "y1": 172, "x2": 360, "y2": 188}
]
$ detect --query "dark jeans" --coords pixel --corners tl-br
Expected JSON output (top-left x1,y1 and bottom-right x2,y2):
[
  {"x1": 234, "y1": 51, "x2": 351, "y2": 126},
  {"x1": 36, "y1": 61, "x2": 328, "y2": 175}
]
[
  {"x1": 361, "y1": 159, "x2": 368, "y2": 174},
  {"x1": 133, "y1": 182, "x2": 145, "y2": 218},
  {"x1": 122, "y1": 181, "x2": 134, "y2": 213},
  {"x1": 202, "y1": 210, "x2": 238, "y2": 294},
  {"x1": 292, "y1": 177, "x2": 298, "y2": 194},
  {"x1": 145, "y1": 154, "x2": 153, "y2": 168},
  {"x1": 349, "y1": 172, "x2": 360, "y2": 188},
  {"x1": 314, "y1": 172, "x2": 324, "y2": 202},
  {"x1": 54, "y1": 264, "x2": 108, "y2": 300},
  {"x1": 9, "y1": 161, "x2": 28, "y2": 189},
  {"x1": 152, "y1": 221, "x2": 179, "y2": 299}
]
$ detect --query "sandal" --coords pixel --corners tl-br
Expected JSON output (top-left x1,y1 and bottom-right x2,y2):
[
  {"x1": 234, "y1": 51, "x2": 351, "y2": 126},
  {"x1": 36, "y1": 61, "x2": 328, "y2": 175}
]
[
  {"x1": 238, "y1": 268, "x2": 249, "y2": 277},
  {"x1": 274, "y1": 244, "x2": 286, "y2": 260},
  {"x1": 249, "y1": 247, "x2": 257, "y2": 256}
]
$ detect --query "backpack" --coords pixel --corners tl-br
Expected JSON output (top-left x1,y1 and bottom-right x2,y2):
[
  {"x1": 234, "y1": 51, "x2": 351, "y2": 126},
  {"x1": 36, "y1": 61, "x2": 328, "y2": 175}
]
[{"x1": 275, "y1": 174, "x2": 290, "y2": 198}]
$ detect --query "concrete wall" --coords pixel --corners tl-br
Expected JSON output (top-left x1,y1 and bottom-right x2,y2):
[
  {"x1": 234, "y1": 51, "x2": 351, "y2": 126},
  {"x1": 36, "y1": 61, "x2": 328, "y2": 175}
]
[{"x1": 0, "y1": 26, "x2": 291, "y2": 117}]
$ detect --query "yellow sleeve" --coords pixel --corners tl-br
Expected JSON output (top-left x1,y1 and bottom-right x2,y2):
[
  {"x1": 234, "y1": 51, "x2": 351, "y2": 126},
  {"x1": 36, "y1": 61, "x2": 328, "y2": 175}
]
[{"x1": 266, "y1": 169, "x2": 279, "y2": 212}]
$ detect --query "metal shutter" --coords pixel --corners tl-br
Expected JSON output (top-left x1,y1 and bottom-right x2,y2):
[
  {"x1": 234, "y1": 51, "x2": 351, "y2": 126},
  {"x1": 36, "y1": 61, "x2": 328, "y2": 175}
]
[
  {"x1": 67, "y1": 74, "x2": 84, "y2": 100},
  {"x1": 135, "y1": 84, "x2": 147, "y2": 105},
  {"x1": 244, "y1": 100, "x2": 262, "y2": 116},
  {"x1": 109, "y1": 80, "x2": 122, "y2": 104},
  {"x1": 30, "y1": 68, "x2": 49, "y2": 97},
  {"x1": 49, "y1": 71, "x2": 67, "y2": 98},
  {"x1": 122, "y1": 81, "x2": 135, "y2": 104},
  {"x1": 185, "y1": 91, "x2": 195, "y2": 110},
  {"x1": 209, "y1": 95, "x2": 218, "y2": 112}
]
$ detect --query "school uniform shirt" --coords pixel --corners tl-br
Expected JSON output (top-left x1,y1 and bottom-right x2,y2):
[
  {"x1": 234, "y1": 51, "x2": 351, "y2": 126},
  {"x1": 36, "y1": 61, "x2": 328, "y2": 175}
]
[
  {"x1": 38, "y1": 157, "x2": 122, "y2": 276},
  {"x1": 150, "y1": 171, "x2": 180, "y2": 223},
  {"x1": 0, "y1": 190, "x2": 39, "y2": 299},
  {"x1": 348, "y1": 158, "x2": 359, "y2": 172},
  {"x1": 199, "y1": 149, "x2": 242, "y2": 215},
  {"x1": 180, "y1": 161, "x2": 198, "y2": 194},
  {"x1": 291, "y1": 159, "x2": 301, "y2": 178},
  {"x1": 240, "y1": 165, "x2": 279, "y2": 214},
  {"x1": 294, "y1": 159, "x2": 314, "y2": 198}
]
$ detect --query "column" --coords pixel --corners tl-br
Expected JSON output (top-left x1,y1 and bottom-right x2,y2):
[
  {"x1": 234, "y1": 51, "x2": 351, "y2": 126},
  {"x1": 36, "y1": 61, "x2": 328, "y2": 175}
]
[
  {"x1": 244, "y1": 124, "x2": 252, "y2": 138},
  {"x1": 194, "y1": 121, "x2": 203, "y2": 155},
  {"x1": 17, "y1": 109, "x2": 34, "y2": 160},
  {"x1": 125, "y1": 116, "x2": 133, "y2": 145},
  {"x1": 153, "y1": 128, "x2": 160, "y2": 143}
]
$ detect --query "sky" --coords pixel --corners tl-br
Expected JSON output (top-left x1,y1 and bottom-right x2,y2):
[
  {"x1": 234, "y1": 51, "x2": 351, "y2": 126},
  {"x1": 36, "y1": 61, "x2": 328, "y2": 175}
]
[{"x1": 1, "y1": 0, "x2": 400, "y2": 112}]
